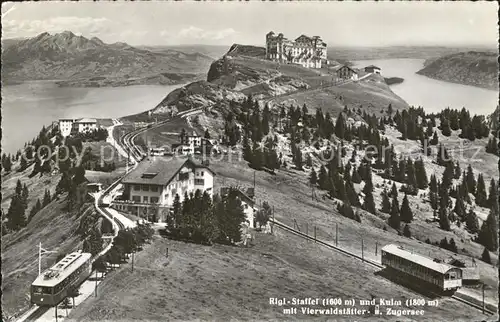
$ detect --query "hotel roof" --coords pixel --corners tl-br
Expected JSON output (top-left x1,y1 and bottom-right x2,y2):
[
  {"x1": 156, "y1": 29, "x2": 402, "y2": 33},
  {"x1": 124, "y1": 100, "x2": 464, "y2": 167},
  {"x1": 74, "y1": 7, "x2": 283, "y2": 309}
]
[
  {"x1": 382, "y1": 244, "x2": 457, "y2": 275},
  {"x1": 76, "y1": 118, "x2": 97, "y2": 123},
  {"x1": 121, "y1": 156, "x2": 215, "y2": 186}
]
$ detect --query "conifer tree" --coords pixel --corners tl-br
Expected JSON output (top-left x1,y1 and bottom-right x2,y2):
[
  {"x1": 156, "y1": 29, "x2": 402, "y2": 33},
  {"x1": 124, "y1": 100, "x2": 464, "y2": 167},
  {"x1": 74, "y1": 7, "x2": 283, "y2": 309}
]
[
  {"x1": 242, "y1": 135, "x2": 252, "y2": 163},
  {"x1": 430, "y1": 131, "x2": 439, "y2": 145},
  {"x1": 448, "y1": 238, "x2": 457, "y2": 252},
  {"x1": 390, "y1": 182, "x2": 398, "y2": 199},
  {"x1": 442, "y1": 162, "x2": 454, "y2": 190},
  {"x1": 487, "y1": 178, "x2": 498, "y2": 209},
  {"x1": 438, "y1": 202, "x2": 450, "y2": 231},
  {"x1": 380, "y1": 189, "x2": 391, "y2": 213},
  {"x1": 2, "y1": 154, "x2": 12, "y2": 172},
  {"x1": 334, "y1": 113, "x2": 346, "y2": 140},
  {"x1": 414, "y1": 158, "x2": 428, "y2": 189},
  {"x1": 436, "y1": 144, "x2": 450, "y2": 166},
  {"x1": 7, "y1": 181, "x2": 27, "y2": 231},
  {"x1": 403, "y1": 224, "x2": 411, "y2": 238},
  {"x1": 20, "y1": 156, "x2": 28, "y2": 172},
  {"x1": 481, "y1": 248, "x2": 492, "y2": 264},
  {"x1": 21, "y1": 184, "x2": 29, "y2": 210},
  {"x1": 400, "y1": 193, "x2": 413, "y2": 223},
  {"x1": 318, "y1": 166, "x2": 329, "y2": 190},
  {"x1": 306, "y1": 153, "x2": 313, "y2": 167},
  {"x1": 351, "y1": 165, "x2": 362, "y2": 184},
  {"x1": 478, "y1": 206, "x2": 499, "y2": 252},
  {"x1": 465, "y1": 208, "x2": 479, "y2": 234},
  {"x1": 465, "y1": 165, "x2": 476, "y2": 196},
  {"x1": 440, "y1": 119, "x2": 451, "y2": 136},
  {"x1": 251, "y1": 141, "x2": 263, "y2": 170},
  {"x1": 309, "y1": 167, "x2": 318, "y2": 186},
  {"x1": 43, "y1": 189, "x2": 52, "y2": 207},
  {"x1": 334, "y1": 174, "x2": 347, "y2": 202},
  {"x1": 388, "y1": 194, "x2": 401, "y2": 229},
  {"x1": 486, "y1": 136, "x2": 499, "y2": 155},
  {"x1": 345, "y1": 179, "x2": 360, "y2": 207},
  {"x1": 453, "y1": 198, "x2": 466, "y2": 222},
  {"x1": 429, "y1": 174, "x2": 438, "y2": 193},
  {"x1": 475, "y1": 174, "x2": 487, "y2": 207}
]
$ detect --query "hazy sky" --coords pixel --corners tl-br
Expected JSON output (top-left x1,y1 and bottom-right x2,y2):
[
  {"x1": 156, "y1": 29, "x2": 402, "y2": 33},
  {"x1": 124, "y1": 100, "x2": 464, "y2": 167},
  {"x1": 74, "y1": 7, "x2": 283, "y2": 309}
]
[{"x1": 2, "y1": 2, "x2": 497, "y2": 48}]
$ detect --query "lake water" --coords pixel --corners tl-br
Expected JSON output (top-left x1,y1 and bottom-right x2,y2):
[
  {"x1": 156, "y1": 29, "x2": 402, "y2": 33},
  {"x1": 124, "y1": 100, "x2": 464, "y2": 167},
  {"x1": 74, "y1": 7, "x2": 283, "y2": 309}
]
[
  {"x1": 3, "y1": 60, "x2": 498, "y2": 154},
  {"x1": 1, "y1": 82, "x2": 185, "y2": 154},
  {"x1": 353, "y1": 59, "x2": 498, "y2": 116}
]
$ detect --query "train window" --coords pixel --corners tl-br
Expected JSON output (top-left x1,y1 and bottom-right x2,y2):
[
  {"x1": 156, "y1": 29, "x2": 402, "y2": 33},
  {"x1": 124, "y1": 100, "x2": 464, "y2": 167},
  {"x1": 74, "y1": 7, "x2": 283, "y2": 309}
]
[{"x1": 33, "y1": 286, "x2": 43, "y2": 294}]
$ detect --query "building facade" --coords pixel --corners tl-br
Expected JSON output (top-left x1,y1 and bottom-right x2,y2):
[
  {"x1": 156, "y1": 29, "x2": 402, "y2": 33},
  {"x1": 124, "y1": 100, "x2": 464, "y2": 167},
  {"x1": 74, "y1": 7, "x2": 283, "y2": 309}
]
[
  {"x1": 334, "y1": 65, "x2": 359, "y2": 81},
  {"x1": 120, "y1": 156, "x2": 215, "y2": 209},
  {"x1": 365, "y1": 65, "x2": 381, "y2": 74},
  {"x1": 59, "y1": 119, "x2": 75, "y2": 137},
  {"x1": 265, "y1": 31, "x2": 327, "y2": 68},
  {"x1": 72, "y1": 118, "x2": 97, "y2": 135},
  {"x1": 58, "y1": 118, "x2": 98, "y2": 137}
]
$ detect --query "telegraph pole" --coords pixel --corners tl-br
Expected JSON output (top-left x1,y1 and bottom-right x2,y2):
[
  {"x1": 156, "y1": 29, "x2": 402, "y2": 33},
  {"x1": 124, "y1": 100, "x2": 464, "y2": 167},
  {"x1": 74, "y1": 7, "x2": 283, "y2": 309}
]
[
  {"x1": 361, "y1": 238, "x2": 364, "y2": 262},
  {"x1": 335, "y1": 223, "x2": 338, "y2": 246},
  {"x1": 39, "y1": 242, "x2": 56, "y2": 276},
  {"x1": 482, "y1": 283, "x2": 485, "y2": 314},
  {"x1": 253, "y1": 171, "x2": 256, "y2": 193}
]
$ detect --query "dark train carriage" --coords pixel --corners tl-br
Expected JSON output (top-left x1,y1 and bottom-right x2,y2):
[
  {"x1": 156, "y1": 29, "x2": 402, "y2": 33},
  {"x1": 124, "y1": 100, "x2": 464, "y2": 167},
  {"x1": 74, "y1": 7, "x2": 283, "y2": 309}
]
[
  {"x1": 31, "y1": 251, "x2": 92, "y2": 306},
  {"x1": 381, "y1": 244, "x2": 462, "y2": 293}
]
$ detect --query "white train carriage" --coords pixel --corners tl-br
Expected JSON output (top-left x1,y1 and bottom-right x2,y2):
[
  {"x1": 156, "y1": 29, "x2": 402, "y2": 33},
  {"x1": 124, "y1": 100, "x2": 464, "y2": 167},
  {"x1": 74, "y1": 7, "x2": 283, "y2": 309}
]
[
  {"x1": 31, "y1": 251, "x2": 92, "y2": 306},
  {"x1": 381, "y1": 244, "x2": 462, "y2": 293}
]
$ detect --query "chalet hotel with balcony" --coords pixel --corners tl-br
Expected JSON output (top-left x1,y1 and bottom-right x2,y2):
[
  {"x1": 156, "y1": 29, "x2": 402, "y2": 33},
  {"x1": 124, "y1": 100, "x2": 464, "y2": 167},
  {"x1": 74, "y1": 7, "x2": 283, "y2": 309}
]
[{"x1": 113, "y1": 156, "x2": 215, "y2": 221}]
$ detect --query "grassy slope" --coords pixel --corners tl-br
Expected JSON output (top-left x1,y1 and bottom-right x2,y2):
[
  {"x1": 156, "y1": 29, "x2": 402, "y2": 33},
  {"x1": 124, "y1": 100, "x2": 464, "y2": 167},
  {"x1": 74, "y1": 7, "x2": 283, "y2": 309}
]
[
  {"x1": 1, "y1": 196, "x2": 89, "y2": 318},
  {"x1": 68, "y1": 232, "x2": 487, "y2": 321},
  {"x1": 270, "y1": 74, "x2": 408, "y2": 118},
  {"x1": 1, "y1": 163, "x2": 61, "y2": 213}
]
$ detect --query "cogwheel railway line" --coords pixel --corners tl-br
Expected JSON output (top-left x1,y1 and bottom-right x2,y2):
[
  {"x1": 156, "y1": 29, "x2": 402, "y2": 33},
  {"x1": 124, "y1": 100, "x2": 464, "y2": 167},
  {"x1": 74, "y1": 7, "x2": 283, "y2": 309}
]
[{"x1": 270, "y1": 219, "x2": 496, "y2": 316}]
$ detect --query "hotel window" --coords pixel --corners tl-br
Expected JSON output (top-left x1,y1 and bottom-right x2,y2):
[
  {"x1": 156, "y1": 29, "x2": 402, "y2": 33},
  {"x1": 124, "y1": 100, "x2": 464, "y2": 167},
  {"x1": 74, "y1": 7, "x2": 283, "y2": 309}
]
[
  {"x1": 142, "y1": 185, "x2": 149, "y2": 191},
  {"x1": 132, "y1": 196, "x2": 141, "y2": 202},
  {"x1": 143, "y1": 196, "x2": 149, "y2": 203},
  {"x1": 179, "y1": 172, "x2": 189, "y2": 181},
  {"x1": 151, "y1": 185, "x2": 158, "y2": 192},
  {"x1": 195, "y1": 179, "x2": 204, "y2": 185},
  {"x1": 150, "y1": 197, "x2": 159, "y2": 204},
  {"x1": 134, "y1": 185, "x2": 140, "y2": 191}
]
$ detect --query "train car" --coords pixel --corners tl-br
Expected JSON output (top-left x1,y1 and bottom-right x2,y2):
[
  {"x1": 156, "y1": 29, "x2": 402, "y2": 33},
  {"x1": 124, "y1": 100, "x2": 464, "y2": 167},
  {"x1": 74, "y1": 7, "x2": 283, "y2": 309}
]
[
  {"x1": 31, "y1": 251, "x2": 92, "y2": 306},
  {"x1": 381, "y1": 244, "x2": 462, "y2": 293}
]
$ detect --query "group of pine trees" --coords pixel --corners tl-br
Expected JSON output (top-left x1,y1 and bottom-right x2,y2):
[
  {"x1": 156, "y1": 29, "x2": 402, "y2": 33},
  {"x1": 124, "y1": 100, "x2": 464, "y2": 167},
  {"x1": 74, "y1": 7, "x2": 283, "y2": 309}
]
[
  {"x1": 103, "y1": 223, "x2": 155, "y2": 265},
  {"x1": 243, "y1": 135, "x2": 280, "y2": 172},
  {"x1": 5, "y1": 180, "x2": 30, "y2": 232},
  {"x1": 380, "y1": 183, "x2": 414, "y2": 230},
  {"x1": 485, "y1": 136, "x2": 499, "y2": 156},
  {"x1": 164, "y1": 188, "x2": 246, "y2": 245}
]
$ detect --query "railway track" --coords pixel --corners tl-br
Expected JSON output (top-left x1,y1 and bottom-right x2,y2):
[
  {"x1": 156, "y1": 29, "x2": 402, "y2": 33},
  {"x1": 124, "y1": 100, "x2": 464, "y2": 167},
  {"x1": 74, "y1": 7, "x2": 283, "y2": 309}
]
[{"x1": 270, "y1": 219, "x2": 496, "y2": 316}]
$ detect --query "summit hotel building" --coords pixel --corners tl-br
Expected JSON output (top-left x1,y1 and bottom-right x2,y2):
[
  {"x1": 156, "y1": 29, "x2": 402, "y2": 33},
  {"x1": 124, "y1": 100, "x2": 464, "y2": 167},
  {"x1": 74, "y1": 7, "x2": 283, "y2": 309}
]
[{"x1": 265, "y1": 31, "x2": 328, "y2": 68}]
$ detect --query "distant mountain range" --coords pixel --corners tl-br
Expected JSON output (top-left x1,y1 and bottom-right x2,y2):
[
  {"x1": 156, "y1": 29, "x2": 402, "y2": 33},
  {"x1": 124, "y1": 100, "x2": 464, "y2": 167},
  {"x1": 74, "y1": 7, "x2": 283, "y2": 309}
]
[
  {"x1": 417, "y1": 51, "x2": 498, "y2": 90},
  {"x1": 327, "y1": 45, "x2": 497, "y2": 64},
  {"x1": 1, "y1": 31, "x2": 214, "y2": 87}
]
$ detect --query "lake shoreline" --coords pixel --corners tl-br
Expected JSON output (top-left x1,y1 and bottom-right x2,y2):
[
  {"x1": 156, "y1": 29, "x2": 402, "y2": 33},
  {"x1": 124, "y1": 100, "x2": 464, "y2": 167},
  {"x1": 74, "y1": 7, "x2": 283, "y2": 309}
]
[
  {"x1": 353, "y1": 58, "x2": 497, "y2": 116},
  {"x1": 2, "y1": 82, "x2": 187, "y2": 154}
]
